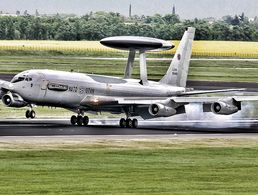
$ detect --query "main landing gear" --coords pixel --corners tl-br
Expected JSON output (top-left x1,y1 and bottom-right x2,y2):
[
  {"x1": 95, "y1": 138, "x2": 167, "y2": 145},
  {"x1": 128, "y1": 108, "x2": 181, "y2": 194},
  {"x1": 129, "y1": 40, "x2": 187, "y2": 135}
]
[
  {"x1": 70, "y1": 115, "x2": 89, "y2": 126},
  {"x1": 25, "y1": 110, "x2": 36, "y2": 119},
  {"x1": 119, "y1": 118, "x2": 138, "y2": 128}
]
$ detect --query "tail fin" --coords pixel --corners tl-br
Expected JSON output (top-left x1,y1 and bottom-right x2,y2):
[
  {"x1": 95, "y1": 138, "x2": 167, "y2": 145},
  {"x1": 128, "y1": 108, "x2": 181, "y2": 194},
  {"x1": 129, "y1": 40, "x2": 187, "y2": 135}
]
[{"x1": 159, "y1": 27, "x2": 195, "y2": 87}]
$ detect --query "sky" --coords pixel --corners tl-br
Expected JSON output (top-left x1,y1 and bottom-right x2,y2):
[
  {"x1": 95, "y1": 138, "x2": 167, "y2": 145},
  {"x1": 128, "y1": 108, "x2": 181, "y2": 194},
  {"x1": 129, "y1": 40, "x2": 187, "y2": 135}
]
[{"x1": 0, "y1": 0, "x2": 258, "y2": 19}]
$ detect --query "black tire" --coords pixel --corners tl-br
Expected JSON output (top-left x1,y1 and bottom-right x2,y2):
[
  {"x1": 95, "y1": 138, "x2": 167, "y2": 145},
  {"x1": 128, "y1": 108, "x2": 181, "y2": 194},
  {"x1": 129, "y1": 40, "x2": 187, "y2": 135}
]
[
  {"x1": 126, "y1": 119, "x2": 133, "y2": 128},
  {"x1": 83, "y1": 116, "x2": 89, "y2": 126},
  {"x1": 25, "y1": 110, "x2": 31, "y2": 119},
  {"x1": 77, "y1": 116, "x2": 83, "y2": 126},
  {"x1": 30, "y1": 110, "x2": 36, "y2": 119},
  {"x1": 119, "y1": 118, "x2": 126, "y2": 128},
  {"x1": 70, "y1": 115, "x2": 77, "y2": 125},
  {"x1": 132, "y1": 119, "x2": 138, "y2": 128}
]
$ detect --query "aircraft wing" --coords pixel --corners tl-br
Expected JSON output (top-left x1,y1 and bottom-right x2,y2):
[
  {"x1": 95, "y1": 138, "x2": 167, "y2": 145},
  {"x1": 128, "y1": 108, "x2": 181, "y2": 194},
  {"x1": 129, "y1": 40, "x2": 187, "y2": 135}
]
[
  {"x1": 117, "y1": 96, "x2": 258, "y2": 105},
  {"x1": 178, "y1": 88, "x2": 246, "y2": 96},
  {"x1": 80, "y1": 95, "x2": 258, "y2": 119},
  {"x1": 171, "y1": 96, "x2": 258, "y2": 103},
  {"x1": 119, "y1": 96, "x2": 258, "y2": 118},
  {"x1": 81, "y1": 95, "x2": 258, "y2": 106}
]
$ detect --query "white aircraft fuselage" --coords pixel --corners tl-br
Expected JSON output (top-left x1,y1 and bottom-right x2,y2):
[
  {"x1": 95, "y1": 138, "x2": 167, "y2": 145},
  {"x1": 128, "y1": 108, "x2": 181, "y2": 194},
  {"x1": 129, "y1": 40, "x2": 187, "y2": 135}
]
[{"x1": 11, "y1": 69, "x2": 185, "y2": 110}]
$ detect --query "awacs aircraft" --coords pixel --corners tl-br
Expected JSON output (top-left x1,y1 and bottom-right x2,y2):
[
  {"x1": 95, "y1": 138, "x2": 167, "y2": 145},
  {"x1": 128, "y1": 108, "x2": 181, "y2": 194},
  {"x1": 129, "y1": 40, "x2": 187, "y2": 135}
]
[{"x1": 0, "y1": 27, "x2": 257, "y2": 128}]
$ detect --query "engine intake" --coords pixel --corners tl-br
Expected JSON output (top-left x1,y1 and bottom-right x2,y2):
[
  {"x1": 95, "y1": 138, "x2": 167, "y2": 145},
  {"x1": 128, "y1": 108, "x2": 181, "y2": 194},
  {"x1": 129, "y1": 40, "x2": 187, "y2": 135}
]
[
  {"x1": 0, "y1": 89, "x2": 6, "y2": 99},
  {"x1": 2, "y1": 93, "x2": 27, "y2": 107},
  {"x1": 149, "y1": 103, "x2": 177, "y2": 117},
  {"x1": 211, "y1": 98, "x2": 240, "y2": 115}
]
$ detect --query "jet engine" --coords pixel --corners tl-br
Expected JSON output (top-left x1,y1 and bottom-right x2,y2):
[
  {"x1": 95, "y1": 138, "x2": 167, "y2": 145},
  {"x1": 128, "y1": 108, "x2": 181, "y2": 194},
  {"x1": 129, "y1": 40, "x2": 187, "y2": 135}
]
[
  {"x1": 211, "y1": 98, "x2": 240, "y2": 115},
  {"x1": 148, "y1": 103, "x2": 177, "y2": 117},
  {"x1": 2, "y1": 93, "x2": 27, "y2": 107},
  {"x1": 0, "y1": 89, "x2": 6, "y2": 99}
]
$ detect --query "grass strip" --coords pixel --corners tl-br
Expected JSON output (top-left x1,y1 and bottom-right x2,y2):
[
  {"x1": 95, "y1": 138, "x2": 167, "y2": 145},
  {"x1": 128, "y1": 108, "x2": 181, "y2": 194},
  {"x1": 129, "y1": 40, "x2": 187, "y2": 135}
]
[
  {"x1": 1, "y1": 55, "x2": 258, "y2": 83},
  {"x1": 0, "y1": 138, "x2": 258, "y2": 194}
]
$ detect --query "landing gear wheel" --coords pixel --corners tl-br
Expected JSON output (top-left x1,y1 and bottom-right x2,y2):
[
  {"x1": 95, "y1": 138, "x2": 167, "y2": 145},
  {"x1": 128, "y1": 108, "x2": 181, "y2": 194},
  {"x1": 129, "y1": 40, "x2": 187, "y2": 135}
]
[
  {"x1": 25, "y1": 110, "x2": 31, "y2": 119},
  {"x1": 132, "y1": 119, "x2": 138, "y2": 128},
  {"x1": 25, "y1": 110, "x2": 36, "y2": 119},
  {"x1": 70, "y1": 115, "x2": 77, "y2": 125},
  {"x1": 126, "y1": 119, "x2": 133, "y2": 128},
  {"x1": 77, "y1": 116, "x2": 83, "y2": 126},
  {"x1": 83, "y1": 116, "x2": 89, "y2": 126},
  {"x1": 120, "y1": 118, "x2": 126, "y2": 128},
  {"x1": 30, "y1": 110, "x2": 36, "y2": 119}
]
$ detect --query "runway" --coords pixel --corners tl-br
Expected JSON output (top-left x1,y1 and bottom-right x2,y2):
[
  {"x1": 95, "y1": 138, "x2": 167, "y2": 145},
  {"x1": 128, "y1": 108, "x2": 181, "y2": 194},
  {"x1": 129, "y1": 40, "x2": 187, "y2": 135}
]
[{"x1": 1, "y1": 118, "x2": 258, "y2": 136}]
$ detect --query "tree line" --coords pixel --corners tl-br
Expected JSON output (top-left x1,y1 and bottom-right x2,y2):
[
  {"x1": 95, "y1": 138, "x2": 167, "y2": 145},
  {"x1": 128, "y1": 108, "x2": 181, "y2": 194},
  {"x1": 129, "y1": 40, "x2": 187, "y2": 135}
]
[{"x1": 0, "y1": 11, "x2": 258, "y2": 41}]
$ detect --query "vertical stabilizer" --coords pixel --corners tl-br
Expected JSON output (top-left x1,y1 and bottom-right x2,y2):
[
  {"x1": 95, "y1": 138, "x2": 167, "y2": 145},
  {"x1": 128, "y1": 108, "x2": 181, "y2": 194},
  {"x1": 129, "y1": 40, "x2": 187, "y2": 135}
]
[{"x1": 159, "y1": 27, "x2": 195, "y2": 87}]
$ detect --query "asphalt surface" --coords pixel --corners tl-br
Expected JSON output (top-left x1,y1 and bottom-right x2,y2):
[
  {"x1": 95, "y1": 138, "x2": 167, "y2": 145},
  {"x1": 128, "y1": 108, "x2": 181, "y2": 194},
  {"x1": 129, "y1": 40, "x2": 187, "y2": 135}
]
[
  {"x1": 0, "y1": 118, "x2": 258, "y2": 136},
  {"x1": 186, "y1": 80, "x2": 258, "y2": 92},
  {"x1": 0, "y1": 74, "x2": 13, "y2": 81}
]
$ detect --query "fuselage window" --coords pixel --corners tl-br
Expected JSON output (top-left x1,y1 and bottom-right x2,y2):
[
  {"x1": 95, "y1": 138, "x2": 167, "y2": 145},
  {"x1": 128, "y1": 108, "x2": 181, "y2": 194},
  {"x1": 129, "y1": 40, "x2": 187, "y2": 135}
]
[
  {"x1": 25, "y1": 77, "x2": 32, "y2": 81},
  {"x1": 48, "y1": 83, "x2": 68, "y2": 91}
]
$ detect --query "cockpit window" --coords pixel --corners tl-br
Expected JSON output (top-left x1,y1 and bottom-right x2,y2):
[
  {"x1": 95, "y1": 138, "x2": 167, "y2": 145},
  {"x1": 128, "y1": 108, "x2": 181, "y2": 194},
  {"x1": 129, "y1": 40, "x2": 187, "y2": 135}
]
[
  {"x1": 11, "y1": 77, "x2": 25, "y2": 83},
  {"x1": 25, "y1": 77, "x2": 32, "y2": 81}
]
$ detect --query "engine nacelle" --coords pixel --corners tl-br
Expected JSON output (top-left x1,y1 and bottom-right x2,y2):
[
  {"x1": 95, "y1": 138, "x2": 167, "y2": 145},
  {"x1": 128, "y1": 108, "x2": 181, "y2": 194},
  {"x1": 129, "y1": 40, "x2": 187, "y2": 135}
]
[
  {"x1": 149, "y1": 103, "x2": 177, "y2": 117},
  {"x1": 0, "y1": 89, "x2": 6, "y2": 99},
  {"x1": 211, "y1": 98, "x2": 240, "y2": 115},
  {"x1": 2, "y1": 93, "x2": 27, "y2": 107}
]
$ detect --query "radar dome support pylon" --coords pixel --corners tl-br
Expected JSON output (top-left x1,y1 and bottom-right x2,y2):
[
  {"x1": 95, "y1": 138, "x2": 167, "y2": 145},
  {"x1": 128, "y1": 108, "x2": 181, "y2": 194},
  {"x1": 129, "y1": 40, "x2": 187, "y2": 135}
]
[
  {"x1": 100, "y1": 36, "x2": 174, "y2": 86},
  {"x1": 124, "y1": 50, "x2": 136, "y2": 79},
  {"x1": 139, "y1": 50, "x2": 148, "y2": 85}
]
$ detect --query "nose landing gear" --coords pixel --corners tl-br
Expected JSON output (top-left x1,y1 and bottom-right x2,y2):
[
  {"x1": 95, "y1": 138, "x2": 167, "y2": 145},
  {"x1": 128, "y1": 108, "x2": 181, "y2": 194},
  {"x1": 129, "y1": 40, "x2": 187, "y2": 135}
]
[
  {"x1": 25, "y1": 110, "x2": 36, "y2": 119},
  {"x1": 70, "y1": 115, "x2": 89, "y2": 126}
]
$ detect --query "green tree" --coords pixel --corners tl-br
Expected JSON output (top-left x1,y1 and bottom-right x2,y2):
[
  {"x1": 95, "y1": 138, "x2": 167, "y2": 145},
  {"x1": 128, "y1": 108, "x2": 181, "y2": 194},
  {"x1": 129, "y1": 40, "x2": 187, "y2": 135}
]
[
  {"x1": 163, "y1": 14, "x2": 180, "y2": 25},
  {"x1": 6, "y1": 17, "x2": 15, "y2": 40}
]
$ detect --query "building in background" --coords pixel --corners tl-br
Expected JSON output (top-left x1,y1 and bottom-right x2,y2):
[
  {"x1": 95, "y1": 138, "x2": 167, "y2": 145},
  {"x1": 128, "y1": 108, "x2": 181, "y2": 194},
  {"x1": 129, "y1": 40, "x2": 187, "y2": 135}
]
[
  {"x1": 172, "y1": 4, "x2": 176, "y2": 15},
  {"x1": 129, "y1": 4, "x2": 132, "y2": 18}
]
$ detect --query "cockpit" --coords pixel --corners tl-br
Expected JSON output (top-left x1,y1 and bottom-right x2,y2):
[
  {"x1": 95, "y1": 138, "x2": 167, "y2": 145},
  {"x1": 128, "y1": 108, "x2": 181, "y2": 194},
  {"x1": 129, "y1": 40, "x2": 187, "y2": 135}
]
[
  {"x1": 11, "y1": 76, "x2": 25, "y2": 83},
  {"x1": 11, "y1": 73, "x2": 33, "y2": 83}
]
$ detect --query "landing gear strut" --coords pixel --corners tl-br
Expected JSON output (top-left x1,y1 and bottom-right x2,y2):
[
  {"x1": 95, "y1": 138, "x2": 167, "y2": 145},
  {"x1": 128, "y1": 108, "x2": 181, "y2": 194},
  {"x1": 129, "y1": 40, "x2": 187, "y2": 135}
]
[
  {"x1": 70, "y1": 115, "x2": 89, "y2": 126},
  {"x1": 25, "y1": 110, "x2": 36, "y2": 119},
  {"x1": 119, "y1": 118, "x2": 138, "y2": 128}
]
